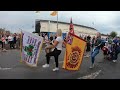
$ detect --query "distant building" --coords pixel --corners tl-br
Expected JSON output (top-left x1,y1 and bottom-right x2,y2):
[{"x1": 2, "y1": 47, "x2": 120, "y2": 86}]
[
  {"x1": 101, "y1": 34, "x2": 110, "y2": 39},
  {"x1": 35, "y1": 19, "x2": 98, "y2": 38}
]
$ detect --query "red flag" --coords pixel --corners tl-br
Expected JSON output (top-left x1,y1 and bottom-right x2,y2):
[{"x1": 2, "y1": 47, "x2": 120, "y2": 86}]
[
  {"x1": 69, "y1": 18, "x2": 75, "y2": 34},
  {"x1": 66, "y1": 18, "x2": 75, "y2": 44}
]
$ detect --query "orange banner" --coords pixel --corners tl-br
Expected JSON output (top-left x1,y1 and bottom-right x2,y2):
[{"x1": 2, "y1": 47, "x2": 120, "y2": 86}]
[{"x1": 63, "y1": 33, "x2": 86, "y2": 70}]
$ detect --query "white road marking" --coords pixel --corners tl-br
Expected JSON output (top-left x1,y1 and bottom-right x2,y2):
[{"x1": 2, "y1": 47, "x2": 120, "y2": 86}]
[
  {"x1": 0, "y1": 67, "x2": 12, "y2": 70},
  {"x1": 78, "y1": 70, "x2": 101, "y2": 79}
]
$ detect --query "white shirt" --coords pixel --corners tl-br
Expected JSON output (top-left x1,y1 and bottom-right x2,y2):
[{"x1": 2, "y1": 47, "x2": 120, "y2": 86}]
[
  {"x1": 8, "y1": 36, "x2": 13, "y2": 41},
  {"x1": 45, "y1": 35, "x2": 48, "y2": 41},
  {"x1": 55, "y1": 36, "x2": 63, "y2": 51}
]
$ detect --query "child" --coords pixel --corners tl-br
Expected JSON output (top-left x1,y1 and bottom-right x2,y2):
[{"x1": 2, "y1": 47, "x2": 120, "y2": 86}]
[
  {"x1": 102, "y1": 42, "x2": 109, "y2": 60},
  {"x1": 45, "y1": 38, "x2": 55, "y2": 54},
  {"x1": 107, "y1": 43, "x2": 112, "y2": 60}
]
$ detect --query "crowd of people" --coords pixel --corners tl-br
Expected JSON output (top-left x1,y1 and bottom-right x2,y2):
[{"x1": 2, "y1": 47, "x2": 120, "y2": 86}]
[
  {"x1": 82, "y1": 33, "x2": 120, "y2": 68},
  {"x1": 0, "y1": 33, "x2": 21, "y2": 51},
  {"x1": 39, "y1": 31, "x2": 120, "y2": 71},
  {"x1": 0, "y1": 30, "x2": 120, "y2": 71}
]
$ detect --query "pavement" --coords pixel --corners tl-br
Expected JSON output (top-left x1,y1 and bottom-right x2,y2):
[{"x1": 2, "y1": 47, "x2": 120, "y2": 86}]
[{"x1": 0, "y1": 47, "x2": 120, "y2": 79}]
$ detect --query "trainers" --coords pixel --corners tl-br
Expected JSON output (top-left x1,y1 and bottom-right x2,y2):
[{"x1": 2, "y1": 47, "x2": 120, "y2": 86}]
[
  {"x1": 42, "y1": 64, "x2": 49, "y2": 68},
  {"x1": 113, "y1": 60, "x2": 117, "y2": 63},
  {"x1": 2, "y1": 49, "x2": 7, "y2": 52},
  {"x1": 53, "y1": 67, "x2": 59, "y2": 72},
  {"x1": 89, "y1": 64, "x2": 94, "y2": 69},
  {"x1": 86, "y1": 55, "x2": 90, "y2": 58}
]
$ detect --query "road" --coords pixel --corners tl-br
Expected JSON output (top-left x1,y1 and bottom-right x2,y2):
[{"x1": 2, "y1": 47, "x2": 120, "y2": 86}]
[{"x1": 0, "y1": 48, "x2": 120, "y2": 79}]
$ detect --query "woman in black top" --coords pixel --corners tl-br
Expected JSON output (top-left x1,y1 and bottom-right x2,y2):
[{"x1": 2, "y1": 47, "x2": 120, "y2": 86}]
[
  {"x1": 13, "y1": 33, "x2": 17, "y2": 49},
  {"x1": 90, "y1": 32, "x2": 102, "y2": 69}
]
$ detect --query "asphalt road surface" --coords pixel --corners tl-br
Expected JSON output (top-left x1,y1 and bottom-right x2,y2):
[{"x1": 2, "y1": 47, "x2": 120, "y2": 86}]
[{"x1": 0, "y1": 47, "x2": 120, "y2": 79}]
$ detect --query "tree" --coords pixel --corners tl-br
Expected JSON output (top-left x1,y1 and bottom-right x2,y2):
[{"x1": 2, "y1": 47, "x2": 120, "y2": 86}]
[
  {"x1": 110, "y1": 31, "x2": 117, "y2": 38},
  {"x1": 0, "y1": 28, "x2": 12, "y2": 35}
]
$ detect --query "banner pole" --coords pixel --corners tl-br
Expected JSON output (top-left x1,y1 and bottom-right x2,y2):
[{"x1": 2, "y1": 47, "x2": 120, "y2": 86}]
[{"x1": 57, "y1": 11, "x2": 58, "y2": 30}]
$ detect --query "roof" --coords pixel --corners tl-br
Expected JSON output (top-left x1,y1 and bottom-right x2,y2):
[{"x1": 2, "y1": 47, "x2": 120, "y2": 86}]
[
  {"x1": 35, "y1": 19, "x2": 97, "y2": 31},
  {"x1": 101, "y1": 34, "x2": 110, "y2": 36}
]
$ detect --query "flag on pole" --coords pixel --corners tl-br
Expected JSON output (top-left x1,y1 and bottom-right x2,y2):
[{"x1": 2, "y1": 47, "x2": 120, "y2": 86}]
[
  {"x1": 35, "y1": 11, "x2": 40, "y2": 13},
  {"x1": 50, "y1": 11, "x2": 58, "y2": 16},
  {"x1": 21, "y1": 31, "x2": 43, "y2": 67},
  {"x1": 66, "y1": 17, "x2": 75, "y2": 44},
  {"x1": 62, "y1": 33, "x2": 86, "y2": 70},
  {"x1": 69, "y1": 18, "x2": 75, "y2": 34}
]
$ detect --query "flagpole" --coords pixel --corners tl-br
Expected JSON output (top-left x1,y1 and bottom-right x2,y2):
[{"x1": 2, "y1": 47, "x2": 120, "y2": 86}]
[{"x1": 57, "y1": 11, "x2": 58, "y2": 30}]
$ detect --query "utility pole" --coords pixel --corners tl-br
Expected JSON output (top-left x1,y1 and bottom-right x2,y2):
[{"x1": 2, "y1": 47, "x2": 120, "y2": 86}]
[{"x1": 57, "y1": 12, "x2": 58, "y2": 30}]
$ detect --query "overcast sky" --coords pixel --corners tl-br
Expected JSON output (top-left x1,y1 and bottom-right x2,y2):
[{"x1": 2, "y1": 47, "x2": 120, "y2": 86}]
[{"x1": 0, "y1": 11, "x2": 120, "y2": 35}]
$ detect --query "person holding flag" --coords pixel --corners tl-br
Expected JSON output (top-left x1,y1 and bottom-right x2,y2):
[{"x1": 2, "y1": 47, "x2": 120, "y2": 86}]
[{"x1": 63, "y1": 18, "x2": 87, "y2": 71}]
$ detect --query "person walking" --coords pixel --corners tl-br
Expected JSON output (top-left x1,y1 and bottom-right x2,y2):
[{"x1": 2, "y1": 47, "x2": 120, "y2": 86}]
[
  {"x1": 1, "y1": 35, "x2": 7, "y2": 51},
  {"x1": 84, "y1": 35, "x2": 91, "y2": 57},
  {"x1": 8, "y1": 34, "x2": 14, "y2": 49},
  {"x1": 13, "y1": 33, "x2": 17, "y2": 49},
  {"x1": 89, "y1": 32, "x2": 102, "y2": 69}
]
